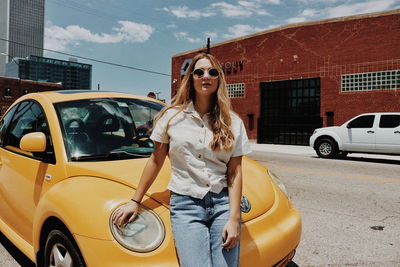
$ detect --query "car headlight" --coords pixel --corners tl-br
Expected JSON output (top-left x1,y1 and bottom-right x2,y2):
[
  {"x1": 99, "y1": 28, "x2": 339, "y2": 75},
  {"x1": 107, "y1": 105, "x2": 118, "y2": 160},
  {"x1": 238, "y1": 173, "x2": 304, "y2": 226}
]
[
  {"x1": 110, "y1": 205, "x2": 165, "y2": 252},
  {"x1": 267, "y1": 169, "x2": 289, "y2": 197}
]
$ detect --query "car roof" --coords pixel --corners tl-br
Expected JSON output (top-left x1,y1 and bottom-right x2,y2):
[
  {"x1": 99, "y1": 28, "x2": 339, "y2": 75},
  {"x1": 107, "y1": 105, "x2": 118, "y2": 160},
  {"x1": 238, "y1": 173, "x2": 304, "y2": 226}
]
[
  {"x1": 358, "y1": 112, "x2": 400, "y2": 115},
  {"x1": 22, "y1": 90, "x2": 164, "y2": 104}
]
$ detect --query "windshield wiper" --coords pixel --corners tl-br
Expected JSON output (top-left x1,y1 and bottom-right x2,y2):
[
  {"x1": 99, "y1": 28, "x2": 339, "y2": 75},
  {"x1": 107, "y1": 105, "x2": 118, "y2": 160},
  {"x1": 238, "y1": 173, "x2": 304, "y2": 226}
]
[{"x1": 71, "y1": 151, "x2": 149, "y2": 161}]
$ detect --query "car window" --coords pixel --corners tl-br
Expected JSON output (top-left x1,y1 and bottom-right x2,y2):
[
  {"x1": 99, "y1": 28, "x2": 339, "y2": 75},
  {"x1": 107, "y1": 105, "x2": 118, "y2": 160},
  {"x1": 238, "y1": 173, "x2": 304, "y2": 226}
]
[
  {"x1": 379, "y1": 115, "x2": 400, "y2": 128},
  {"x1": 54, "y1": 98, "x2": 165, "y2": 161},
  {"x1": 0, "y1": 105, "x2": 18, "y2": 147},
  {"x1": 4, "y1": 101, "x2": 53, "y2": 154},
  {"x1": 348, "y1": 115, "x2": 375, "y2": 128}
]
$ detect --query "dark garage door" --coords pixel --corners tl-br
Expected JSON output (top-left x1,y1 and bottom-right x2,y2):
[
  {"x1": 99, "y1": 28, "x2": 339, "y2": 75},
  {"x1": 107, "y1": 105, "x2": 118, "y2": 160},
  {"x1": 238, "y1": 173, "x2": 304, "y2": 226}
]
[{"x1": 258, "y1": 78, "x2": 322, "y2": 145}]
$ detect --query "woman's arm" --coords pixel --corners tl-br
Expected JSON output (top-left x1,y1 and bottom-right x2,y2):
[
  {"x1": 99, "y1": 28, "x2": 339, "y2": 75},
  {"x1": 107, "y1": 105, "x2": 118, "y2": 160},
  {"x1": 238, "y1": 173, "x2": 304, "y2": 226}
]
[
  {"x1": 112, "y1": 141, "x2": 168, "y2": 227},
  {"x1": 221, "y1": 156, "x2": 243, "y2": 249}
]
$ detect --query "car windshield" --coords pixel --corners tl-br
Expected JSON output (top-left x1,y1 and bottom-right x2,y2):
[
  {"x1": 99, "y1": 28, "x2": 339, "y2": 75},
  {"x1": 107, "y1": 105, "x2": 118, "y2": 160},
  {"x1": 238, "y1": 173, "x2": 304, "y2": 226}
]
[{"x1": 54, "y1": 98, "x2": 164, "y2": 161}]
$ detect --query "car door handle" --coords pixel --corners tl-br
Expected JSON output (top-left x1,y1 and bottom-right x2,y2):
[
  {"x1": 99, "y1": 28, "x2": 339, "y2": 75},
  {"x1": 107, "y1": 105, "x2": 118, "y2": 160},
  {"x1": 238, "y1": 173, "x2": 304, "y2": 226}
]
[
  {"x1": 367, "y1": 130, "x2": 375, "y2": 133},
  {"x1": 394, "y1": 131, "x2": 400, "y2": 134}
]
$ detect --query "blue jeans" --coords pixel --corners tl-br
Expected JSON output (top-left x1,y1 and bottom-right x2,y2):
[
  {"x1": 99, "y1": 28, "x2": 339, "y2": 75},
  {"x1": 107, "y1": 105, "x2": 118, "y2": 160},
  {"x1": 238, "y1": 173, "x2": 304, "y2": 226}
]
[{"x1": 169, "y1": 189, "x2": 240, "y2": 267}]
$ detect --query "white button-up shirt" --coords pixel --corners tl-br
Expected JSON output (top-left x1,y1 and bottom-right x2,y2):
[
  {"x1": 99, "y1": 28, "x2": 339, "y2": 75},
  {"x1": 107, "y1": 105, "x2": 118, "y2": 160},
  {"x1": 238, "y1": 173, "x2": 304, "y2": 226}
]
[{"x1": 150, "y1": 102, "x2": 252, "y2": 199}]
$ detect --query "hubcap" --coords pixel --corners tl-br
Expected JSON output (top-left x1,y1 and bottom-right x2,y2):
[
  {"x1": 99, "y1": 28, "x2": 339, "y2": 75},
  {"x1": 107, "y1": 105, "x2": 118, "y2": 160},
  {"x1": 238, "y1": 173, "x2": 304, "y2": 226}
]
[
  {"x1": 319, "y1": 142, "x2": 332, "y2": 156},
  {"x1": 49, "y1": 243, "x2": 73, "y2": 267}
]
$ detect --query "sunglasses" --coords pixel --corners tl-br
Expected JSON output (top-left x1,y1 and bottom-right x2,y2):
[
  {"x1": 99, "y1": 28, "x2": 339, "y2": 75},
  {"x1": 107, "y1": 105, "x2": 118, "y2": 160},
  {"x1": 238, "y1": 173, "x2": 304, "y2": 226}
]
[{"x1": 192, "y1": 68, "x2": 219, "y2": 79}]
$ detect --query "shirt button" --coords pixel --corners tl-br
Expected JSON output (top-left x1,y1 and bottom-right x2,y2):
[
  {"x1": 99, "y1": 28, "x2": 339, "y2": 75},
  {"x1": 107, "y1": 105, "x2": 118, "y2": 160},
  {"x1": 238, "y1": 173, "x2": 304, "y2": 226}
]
[
  {"x1": 198, "y1": 154, "x2": 202, "y2": 159},
  {"x1": 201, "y1": 124, "x2": 204, "y2": 128},
  {"x1": 206, "y1": 184, "x2": 210, "y2": 187}
]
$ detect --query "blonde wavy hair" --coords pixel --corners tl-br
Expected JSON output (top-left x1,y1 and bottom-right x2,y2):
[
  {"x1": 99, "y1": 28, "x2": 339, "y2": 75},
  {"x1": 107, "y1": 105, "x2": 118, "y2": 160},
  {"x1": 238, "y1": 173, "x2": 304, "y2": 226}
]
[{"x1": 155, "y1": 53, "x2": 234, "y2": 151}]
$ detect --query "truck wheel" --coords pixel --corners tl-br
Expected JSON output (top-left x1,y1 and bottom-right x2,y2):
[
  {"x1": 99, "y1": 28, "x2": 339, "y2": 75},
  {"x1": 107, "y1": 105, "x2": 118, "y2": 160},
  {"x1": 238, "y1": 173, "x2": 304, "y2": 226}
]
[
  {"x1": 315, "y1": 138, "x2": 338, "y2": 158},
  {"x1": 44, "y1": 229, "x2": 85, "y2": 267}
]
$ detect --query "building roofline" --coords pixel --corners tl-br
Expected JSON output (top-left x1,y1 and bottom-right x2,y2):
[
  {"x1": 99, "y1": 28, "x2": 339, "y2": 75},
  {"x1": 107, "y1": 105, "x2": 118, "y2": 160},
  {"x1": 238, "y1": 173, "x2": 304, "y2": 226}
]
[
  {"x1": 0, "y1": 76, "x2": 63, "y2": 87},
  {"x1": 172, "y1": 9, "x2": 400, "y2": 58}
]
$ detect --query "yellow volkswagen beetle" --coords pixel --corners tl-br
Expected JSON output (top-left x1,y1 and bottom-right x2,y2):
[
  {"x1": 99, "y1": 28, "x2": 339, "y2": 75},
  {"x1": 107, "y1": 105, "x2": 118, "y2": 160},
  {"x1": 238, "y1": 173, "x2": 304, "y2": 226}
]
[{"x1": 0, "y1": 91, "x2": 301, "y2": 266}]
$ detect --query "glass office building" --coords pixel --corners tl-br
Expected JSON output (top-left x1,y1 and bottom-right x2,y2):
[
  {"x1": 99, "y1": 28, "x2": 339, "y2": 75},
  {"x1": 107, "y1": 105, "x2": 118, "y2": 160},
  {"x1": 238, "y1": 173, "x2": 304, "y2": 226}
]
[
  {"x1": 6, "y1": 56, "x2": 92, "y2": 90},
  {"x1": 0, "y1": 0, "x2": 45, "y2": 75}
]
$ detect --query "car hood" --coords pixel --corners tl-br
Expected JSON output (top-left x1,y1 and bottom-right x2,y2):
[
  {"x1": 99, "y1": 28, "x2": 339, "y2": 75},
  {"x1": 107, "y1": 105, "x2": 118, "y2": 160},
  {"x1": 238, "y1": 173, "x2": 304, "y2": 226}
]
[
  {"x1": 65, "y1": 157, "x2": 275, "y2": 222},
  {"x1": 315, "y1": 126, "x2": 340, "y2": 132}
]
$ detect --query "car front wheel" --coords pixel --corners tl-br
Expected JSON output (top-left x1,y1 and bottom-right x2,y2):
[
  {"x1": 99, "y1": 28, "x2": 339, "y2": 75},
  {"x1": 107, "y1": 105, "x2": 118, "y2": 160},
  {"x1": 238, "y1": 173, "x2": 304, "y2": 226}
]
[
  {"x1": 44, "y1": 229, "x2": 85, "y2": 267},
  {"x1": 315, "y1": 138, "x2": 338, "y2": 158}
]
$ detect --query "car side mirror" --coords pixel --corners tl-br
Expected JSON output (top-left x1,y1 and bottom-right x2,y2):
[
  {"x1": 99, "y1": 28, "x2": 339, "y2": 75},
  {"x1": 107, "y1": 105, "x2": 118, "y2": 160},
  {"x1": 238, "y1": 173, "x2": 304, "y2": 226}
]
[
  {"x1": 20, "y1": 132, "x2": 46, "y2": 152},
  {"x1": 346, "y1": 124, "x2": 352, "y2": 129}
]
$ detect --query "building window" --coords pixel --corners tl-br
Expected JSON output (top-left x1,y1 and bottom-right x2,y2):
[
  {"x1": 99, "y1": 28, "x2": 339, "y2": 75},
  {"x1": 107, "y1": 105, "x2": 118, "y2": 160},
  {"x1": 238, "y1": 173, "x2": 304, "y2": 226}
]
[
  {"x1": 227, "y1": 83, "x2": 245, "y2": 98},
  {"x1": 4, "y1": 88, "x2": 12, "y2": 98},
  {"x1": 341, "y1": 70, "x2": 400, "y2": 92}
]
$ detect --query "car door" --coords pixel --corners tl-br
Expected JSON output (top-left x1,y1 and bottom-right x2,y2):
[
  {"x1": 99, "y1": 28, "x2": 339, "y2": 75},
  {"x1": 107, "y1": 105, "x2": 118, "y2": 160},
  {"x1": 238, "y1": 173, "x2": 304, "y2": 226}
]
[
  {"x1": 375, "y1": 114, "x2": 400, "y2": 153},
  {"x1": 0, "y1": 104, "x2": 19, "y2": 223},
  {"x1": 0, "y1": 100, "x2": 56, "y2": 245},
  {"x1": 343, "y1": 114, "x2": 376, "y2": 152}
]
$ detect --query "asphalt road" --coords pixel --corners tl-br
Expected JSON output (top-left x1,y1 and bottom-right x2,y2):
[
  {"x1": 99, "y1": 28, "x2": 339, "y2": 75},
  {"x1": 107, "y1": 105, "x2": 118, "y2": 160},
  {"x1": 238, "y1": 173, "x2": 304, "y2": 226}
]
[
  {"x1": 249, "y1": 150, "x2": 400, "y2": 267},
  {"x1": 1, "y1": 149, "x2": 400, "y2": 266}
]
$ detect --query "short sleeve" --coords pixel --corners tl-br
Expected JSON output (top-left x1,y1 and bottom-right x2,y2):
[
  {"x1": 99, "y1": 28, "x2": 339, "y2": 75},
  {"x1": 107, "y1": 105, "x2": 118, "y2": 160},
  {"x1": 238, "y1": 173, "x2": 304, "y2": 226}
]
[
  {"x1": 150, "y1": 109, "x2": 170, "y2": 144},
  {"x1": 232, "y1": 119, "x2": 252, "y2": 157}
]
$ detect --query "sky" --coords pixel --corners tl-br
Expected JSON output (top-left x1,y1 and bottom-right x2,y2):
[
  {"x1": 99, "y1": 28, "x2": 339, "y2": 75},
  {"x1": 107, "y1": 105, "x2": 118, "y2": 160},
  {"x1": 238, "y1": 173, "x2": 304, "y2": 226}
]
[{"x1": 44, "y1": 0, "x2": 400, "y2": 101}]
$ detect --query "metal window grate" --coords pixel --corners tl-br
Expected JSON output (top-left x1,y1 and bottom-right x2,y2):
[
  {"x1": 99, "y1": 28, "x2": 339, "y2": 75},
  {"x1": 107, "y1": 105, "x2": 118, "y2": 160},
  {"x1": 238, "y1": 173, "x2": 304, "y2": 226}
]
[
  {"x1": 341, "y1": 70, "x2": 400, "y2": 92},
  {"x1": 227, "y1": 83, "x2": 245, "y2": 98}
]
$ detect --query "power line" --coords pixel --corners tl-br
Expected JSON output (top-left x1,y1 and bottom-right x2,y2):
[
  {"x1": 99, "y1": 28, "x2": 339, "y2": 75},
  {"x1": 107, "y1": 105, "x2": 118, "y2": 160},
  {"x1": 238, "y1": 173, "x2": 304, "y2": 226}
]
[{"x1": 0, "y1": 37, "x2": 171, "y2": 77}]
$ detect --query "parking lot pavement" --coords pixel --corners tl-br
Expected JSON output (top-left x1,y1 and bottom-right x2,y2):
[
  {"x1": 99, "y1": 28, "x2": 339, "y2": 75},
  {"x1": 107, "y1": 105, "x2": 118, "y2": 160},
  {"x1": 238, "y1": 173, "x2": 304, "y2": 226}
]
[
  {"x1": 250, "y1": 143, "x2": 400, "y2": 161},
  {"x1": 250, "y1": 143, "x2": 315, "y2": 156}
]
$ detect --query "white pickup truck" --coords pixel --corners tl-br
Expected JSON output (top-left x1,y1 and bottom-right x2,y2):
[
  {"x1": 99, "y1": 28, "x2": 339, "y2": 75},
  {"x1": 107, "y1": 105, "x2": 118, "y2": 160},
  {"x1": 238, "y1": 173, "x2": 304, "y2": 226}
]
[{"x1": 310, "y1": 113, "x2": 400, "y2": 158}]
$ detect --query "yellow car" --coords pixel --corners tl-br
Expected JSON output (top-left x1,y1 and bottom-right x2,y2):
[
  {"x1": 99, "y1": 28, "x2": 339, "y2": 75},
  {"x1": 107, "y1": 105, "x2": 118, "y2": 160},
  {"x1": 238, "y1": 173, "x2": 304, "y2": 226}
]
[{"x1": 0, "y1": 91, "x2": 301, "y2": 266}]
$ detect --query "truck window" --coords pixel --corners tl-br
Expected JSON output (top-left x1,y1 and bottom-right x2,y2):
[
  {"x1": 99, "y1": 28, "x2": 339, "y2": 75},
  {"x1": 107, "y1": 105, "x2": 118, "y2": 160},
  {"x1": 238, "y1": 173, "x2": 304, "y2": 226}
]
[
  {"x1": 379, "y1": 115, "x2": 400, "y2": 128},
  {"x1": 348, "y1": 115, "x2": 374, "y2": 128}
]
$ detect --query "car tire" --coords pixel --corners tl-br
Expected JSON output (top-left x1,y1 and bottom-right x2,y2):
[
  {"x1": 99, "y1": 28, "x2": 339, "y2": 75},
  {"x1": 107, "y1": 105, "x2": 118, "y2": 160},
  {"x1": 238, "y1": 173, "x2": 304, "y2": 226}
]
[
  {"x1": 44, "y1": 229, "x2": 85, "y2": 267},
  {"x1": 315, "y1": 138, "x2": 338, "y2": 158}
]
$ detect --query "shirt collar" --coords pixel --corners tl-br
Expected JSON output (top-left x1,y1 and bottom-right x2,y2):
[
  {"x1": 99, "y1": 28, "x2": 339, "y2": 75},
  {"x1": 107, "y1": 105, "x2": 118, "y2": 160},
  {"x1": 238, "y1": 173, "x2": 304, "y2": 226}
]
[
  {"x1": 183, "y1": 101, "x2": 210, "y2": 120},
  {"x1": 183, "y1": 101, "x2": 196, "y2": 114}
]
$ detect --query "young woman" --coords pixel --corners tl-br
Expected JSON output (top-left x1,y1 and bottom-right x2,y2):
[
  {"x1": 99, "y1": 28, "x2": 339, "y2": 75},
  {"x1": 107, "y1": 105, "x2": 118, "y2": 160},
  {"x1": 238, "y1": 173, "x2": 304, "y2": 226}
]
[{"x1": 112, "y1": 53, "x2": 251, "y2": 267}]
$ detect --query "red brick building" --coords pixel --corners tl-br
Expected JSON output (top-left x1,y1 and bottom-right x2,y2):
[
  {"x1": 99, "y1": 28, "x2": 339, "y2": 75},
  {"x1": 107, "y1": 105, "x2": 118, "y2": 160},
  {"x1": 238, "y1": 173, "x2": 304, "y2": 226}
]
[
  {"x1": 171, "y1": 10, "x2": 400, "y2": 145},
  {"x1": 0, "y1": 77, "x2": 62, "y2": 115}
]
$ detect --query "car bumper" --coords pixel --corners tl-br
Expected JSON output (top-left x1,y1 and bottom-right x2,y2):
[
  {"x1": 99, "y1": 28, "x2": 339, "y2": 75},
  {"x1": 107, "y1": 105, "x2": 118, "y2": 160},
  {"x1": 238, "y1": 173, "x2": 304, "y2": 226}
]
[
  {"x1": 74, "y1": 187, "x2": 301, "y2": 267},
  {"x1": 240, "y1": 189, "x2": 301, "y2": 266}
]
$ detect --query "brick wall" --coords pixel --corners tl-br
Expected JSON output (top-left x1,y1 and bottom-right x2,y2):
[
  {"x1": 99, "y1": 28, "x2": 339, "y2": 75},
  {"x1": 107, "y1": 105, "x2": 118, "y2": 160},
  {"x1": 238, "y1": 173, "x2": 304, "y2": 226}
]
[
  {"x1": 172, "y1": 11, "x2": 400, "y2": 140},
  {"x1": 0, "y1": 77, "x2": 62, "y2": 115}
]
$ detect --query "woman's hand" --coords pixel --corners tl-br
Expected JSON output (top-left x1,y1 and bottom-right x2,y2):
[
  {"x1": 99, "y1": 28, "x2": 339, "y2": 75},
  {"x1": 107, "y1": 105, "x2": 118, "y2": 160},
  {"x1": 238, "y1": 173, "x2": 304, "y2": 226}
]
[
  {"x1": 221, "y1": 219, "x2": 240, "y2": 250},
  {"x1": 112, "y1": 201, "x2": 140, "y2": 227}
]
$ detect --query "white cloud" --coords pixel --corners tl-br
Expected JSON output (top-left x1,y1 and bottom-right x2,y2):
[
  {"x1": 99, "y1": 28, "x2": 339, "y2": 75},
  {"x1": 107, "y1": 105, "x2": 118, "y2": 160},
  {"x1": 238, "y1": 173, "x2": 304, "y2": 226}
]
[
  {"x1": 44, "y1": 21, "x2": 154, "y2": 51},
  {"x1": 295, "y1": 0, "x2": 341, "y2": 3},
  {"x1": 204, "y1": 31, "x2": 219, "y2": 39},
  {"x1": 115, "y1": 21, "x2": 154, "y2": 42},
  {"x1": 287, "y1": 8, "x2": 319, "y2": 23},
  {"x1": 162, "y1": 6, "x2": 215, "y2": 19},
  {"x1": 287, "y1": 0, "x2": 398, "y2": 24},
  {"x1": 222, "y1": 24, "x2": 264, "y2": 39},
  {"x1": 163, "y1": 1, "x2": 272, "y2": 19},
  {"x1": 256, "y1": 0, "x2": 281, "y2": 4},
  {"x1": 174, "y1": 32, "x2": 202, "y2": 43},
  {"x1": 211, "y1": 2, "x2": 253, "y2": 17},
  {"x1": 325, "y1": 0, "x2": 397, "y2": 18}
]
